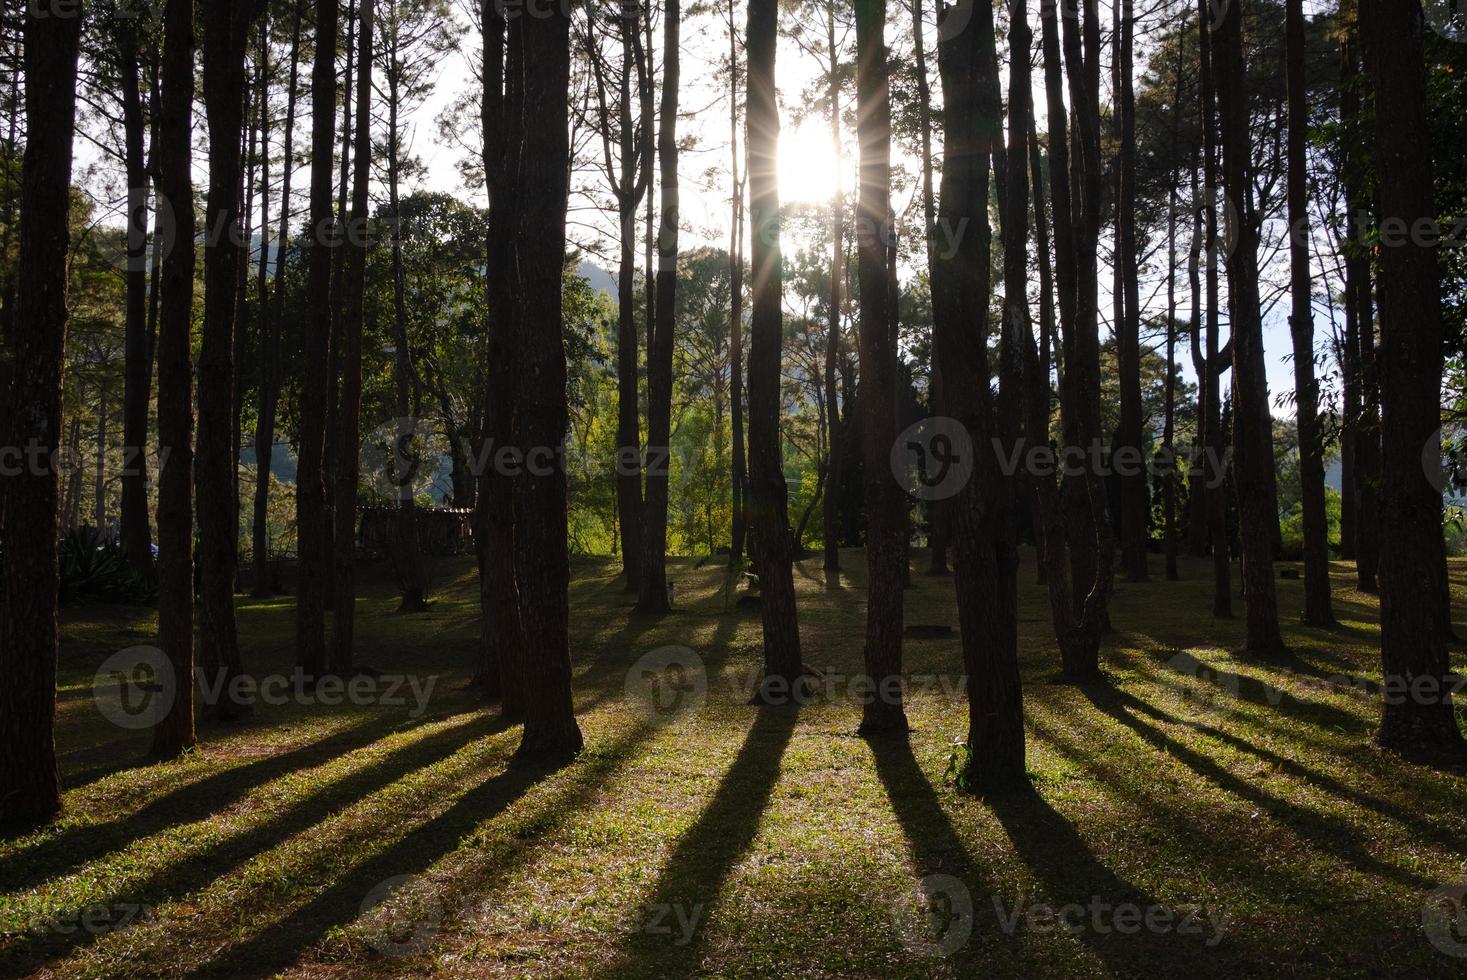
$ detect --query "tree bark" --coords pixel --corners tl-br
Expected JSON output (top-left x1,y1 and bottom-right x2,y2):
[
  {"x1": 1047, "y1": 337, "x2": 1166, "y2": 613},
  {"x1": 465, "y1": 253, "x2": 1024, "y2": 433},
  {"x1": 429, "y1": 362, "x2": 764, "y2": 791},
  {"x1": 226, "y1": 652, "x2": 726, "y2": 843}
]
[
  {"x1": 1116, "y1": 0, "x2": 1148, "y2": 583},
  {"x1": 115, "y1": 19, "x2": 154, "y2": 576},
  {"x1": 151, "y1": 0, "x2": 199, "y2": 762},
  {"x1": 638, "y1": 0, "x2": 681, "y2": 615},
  {"x1": 728, "y1": 0, "x2": 748, "y2": 564},
  {"x1": 333, "y1": 0, "x2": 373, "y2": 676},
  {"x1": 0, "y1": 0, "x2": 82, "y2": 829},
  {"x1": 822, "y1": 6, "x2": 844, "y2": 577},
  {"x1": 746, "y1": 0, "x2": 804, "y2": 693},
  {"x1": 854, "y1": 0, "x2": 906, "y2": 735},
  {"x1": 199, "y1": 0, "x2": 257, "y2": 717},
  {"x1": 1363, "y1": 0, "x2": 1462, "y2": 757},
  {"x1": 252, "y1": 0, "x2": 304, "y2": 599},
  {"x1": 1212, "y1": 0, "x2": 1284, "y2": 655},
  {"x1": 1286, "y1": 0, "x2": 1334, "y2": 626},
  {"x1": 510, "y1": 4, "x2": 583, "y2": 762}
]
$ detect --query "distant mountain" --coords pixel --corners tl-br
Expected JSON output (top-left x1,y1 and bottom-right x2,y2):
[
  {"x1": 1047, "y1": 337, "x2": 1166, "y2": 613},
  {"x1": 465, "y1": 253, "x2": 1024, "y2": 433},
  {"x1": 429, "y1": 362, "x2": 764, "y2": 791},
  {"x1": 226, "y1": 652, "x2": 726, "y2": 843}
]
[{"x1": 577, "y1": 261, "x2": 617, "y2": 301}]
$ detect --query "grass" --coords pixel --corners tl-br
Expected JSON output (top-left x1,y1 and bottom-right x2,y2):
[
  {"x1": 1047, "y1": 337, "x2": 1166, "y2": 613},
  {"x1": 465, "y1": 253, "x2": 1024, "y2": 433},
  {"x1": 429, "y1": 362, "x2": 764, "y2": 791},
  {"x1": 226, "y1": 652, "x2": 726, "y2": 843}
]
[{"x1": 3, "y1": 549, "x2": 1467, "y2": 978}]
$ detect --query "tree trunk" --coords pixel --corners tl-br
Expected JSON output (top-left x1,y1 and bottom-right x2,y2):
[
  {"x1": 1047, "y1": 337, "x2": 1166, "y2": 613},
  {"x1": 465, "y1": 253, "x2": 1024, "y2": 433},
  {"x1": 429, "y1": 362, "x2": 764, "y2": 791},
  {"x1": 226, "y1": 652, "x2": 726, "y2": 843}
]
[
  {"x1": 1198, "y1": 0, "x2": 1232, "y2": 618},
  {"x1": 853, "y1": 0, "x2": 906, "y2": 735},
  {"x1": 637, "y1": 0, "x2": 680, "y2": 615},
  {"x1": 1363, "y1": 0, "x2": 1462, "y2": 757},
  {"x1": 384, "y1": 46, "x2": 428, "y2": 612},
  {"x1": 746, "y1": 0, "x2": 804, "y2": 694},
  {"x1": 1212, "y1": 0, "x2": 1283, "y2": 655},
  {"x1": 293, "y1": 0, "x2": 336, "y2": 675},
  {"x1": 1116, "y1": 0, "x2": 1148, "y2": 583},
  {"x1": 0, "y1": 0, "x2": 82, "y2": 829},
  {"x1": 473, "y1": 0, "x2": 524, "y2": 716},
  {"x1": 116, "y1": 20, "x2": 154, "y2": 576},
  {"x1": 822, "y1": 7, "x2": 843, "y2": 577},
  {"x1": 510, "y1": 4, "x2": 584, "y2": 763},
  {"x1": 151, "y1": 0, "x2": 199, "y2": 763},
  {"x1": 333, "y1": 0, "x2": 373, "y2": 676},
  {"x1": 728, "y1": 0, "x2": 748, "y2": 564},
  {"x1": 1286, "y1": 0, "x2": 1334, "y2": 626},
  {"x1": 199, "y1": 0, "x2": 257, "y2": 718},
  {"x1": 255, "y1": 0, "x2": 305, "y2": 598}
]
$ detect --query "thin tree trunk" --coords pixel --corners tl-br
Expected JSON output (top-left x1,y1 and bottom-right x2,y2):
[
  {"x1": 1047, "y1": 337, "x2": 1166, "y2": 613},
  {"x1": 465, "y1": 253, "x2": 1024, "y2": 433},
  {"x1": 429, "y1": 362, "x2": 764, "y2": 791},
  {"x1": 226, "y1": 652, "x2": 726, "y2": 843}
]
[
  {"x1": 255, "y1": 0, "x2": 304, "y2": 598},
  {"x1": 116, "y1": 20, "x2": 154, "y2": 575},
  {"x1": 1116, "y1": 0, "x2": 1148, "y2": 583},
  {"x1": 1198, "y1": 0, "x2": 1232, "y2": 618},
  {"x1": 822, "y1": 6, "x2": 843, "y2": 577},
  {"x1": 638, "y1": 0, "x2": 681, "y2": 615},
  {"x1": 747, "y1": 0, "x2": 804, "y2": 693},
  {"x1": 473, "y1": 0, "x2": 524, "y2": 713},
  {"x1": 151, "y1": 0, "x2": 199, "y2": 762},
  {"x1": 0, "y1": 0, "x2": 82, "y2": 829},
  {"x1": 1363, "y1": 0, "x2": 1462, "y2": 757},
  {"x1": 332, "y1": 0, "x2": 373, "y2": 676},
  {"x1": 728, "y1": 0, "x2": 748, "y2": 564},
  {"x1": 1212, "y1": 0, "x2": 1282, "y2": 654},
  {"x1": 1286, "y1": 0, "x2": 1334, "y2": 626},
  {"x1": 198, "y1": 0, "x2": 257, "y2": 717},
  {"x1": 384, "y1": 45, "x2": 428, "y2": 612}
]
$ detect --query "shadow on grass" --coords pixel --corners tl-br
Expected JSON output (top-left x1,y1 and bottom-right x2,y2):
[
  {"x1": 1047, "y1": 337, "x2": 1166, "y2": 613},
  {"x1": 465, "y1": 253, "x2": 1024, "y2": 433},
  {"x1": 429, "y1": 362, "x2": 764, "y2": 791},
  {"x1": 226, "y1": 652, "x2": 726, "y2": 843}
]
[
  {"x1": 2, "y1": 712, "x2": 416, "y2": 891},
  {"x1": 2, "y1": 713, "x2": 509, "y2": 975},
  {"x1": 602, "y1": 706, "x2": 798, "y2": 977},
  {"x1": 1080, "y1": 683, "x2": 1439, "y2": 891},
  {"x1": 987, "y1": 782, "x2": 1238, "y2": 975}
]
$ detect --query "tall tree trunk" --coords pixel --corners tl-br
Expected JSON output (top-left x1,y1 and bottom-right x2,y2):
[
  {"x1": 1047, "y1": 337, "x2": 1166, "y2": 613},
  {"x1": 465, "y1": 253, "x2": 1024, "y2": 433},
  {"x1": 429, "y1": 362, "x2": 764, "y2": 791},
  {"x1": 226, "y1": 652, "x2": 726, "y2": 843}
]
[
  {"x1": 854, "y1": 0, "x2": 906, "y2": 735},
  {"x1": 151, "y1": 0, "x2": 199, "y2": 763},
  {"x1": 1363, "y1": 0, "x2": 1462, "y2": 757},
  {"x1": 0, "y1": 0, "x2": 82, "y2": 829},
  {"x1": 728, "y1": 0, "x2": 748, "y2": 564},
  {"x1": 1164, "y1": 169, "x2": 1179, "y2": 582},
  {"x1": 1341, "y1": 10, "x2": 1378, "y2": 593},
  {"x1": 1286, "y1": 0, "x2": 1334, "y2": 626},
  {"x1": 1212, "y1": 0, "x2": 1283, "y2": 655},
  {"x1": 510, "y1": 3, "x2": 584, "y2": 762},
  {"x1": 199, "y1": 0, "x2": 257, "y2": 717},
  {"x1": 384, "y1": 48, "x2": 428, "y2": 612},
  {"x1": 1116, "y1": 0, "x2": 1148, "y2": 583},
  {"x1": 296, "y1": 0, "x2": 337, "y2": 675},
  {"x1": 746, "y1": 0, "x2": 804, "y2": 693},
  {"x1": 638, "y1": 0, "x2": 680, "y2": 615},
  {"x1": 94, "y1": 389, "x2": 108, "y2": 531},
  {"x1": 1027, "y1": 110, "x2": 1054, "y2": 587},
  {"x1": 254, "y1": 0, "x2": 305, "y2": 598},
  {"x1": 333, "y1": 0, "x2": 373, "y2": 675},
  {"x1": 116, "y1": 20, "x2": 154, "y2": 576},
  {"x1": 1198, "y1": 0, "x2": 1232, "y2": 618},
  {"x1": 822, "y1": 6, "x2": 843, "y2": 577}
]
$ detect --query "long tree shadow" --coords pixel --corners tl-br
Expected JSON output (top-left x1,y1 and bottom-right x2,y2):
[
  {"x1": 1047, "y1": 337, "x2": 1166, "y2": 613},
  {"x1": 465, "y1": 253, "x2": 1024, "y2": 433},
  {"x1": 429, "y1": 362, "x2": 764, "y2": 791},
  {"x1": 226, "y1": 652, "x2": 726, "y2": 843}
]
[
  {"x1": 1114, "y1": 685, "x2": 1467, "y2": 847},
  {"x1": 1, "y1": 711, "x2": 420, "y2": 891},
  {"x1": 2, "y1": 713, "x2": 509, "y2": 975},
  {"x1": 183, "y1": 753, "x2": 569, "y2": 978},
  {"x1": 1080, "y1": 683, "x2": 1439, "y2": 891},
  {"x1": 603, "y1": 705, "x2": 799, "y2": 977},
  {"x1": 987, "y1": 782, "x2": 1246, "y2": 976}
]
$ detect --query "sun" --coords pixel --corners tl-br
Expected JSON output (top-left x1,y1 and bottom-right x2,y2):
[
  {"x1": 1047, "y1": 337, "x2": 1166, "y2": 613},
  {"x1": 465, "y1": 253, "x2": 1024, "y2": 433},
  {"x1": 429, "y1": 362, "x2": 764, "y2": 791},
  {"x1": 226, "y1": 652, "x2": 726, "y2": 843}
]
[{"x1": 777, "y1": 117, "x2": 849, "y2": 205}]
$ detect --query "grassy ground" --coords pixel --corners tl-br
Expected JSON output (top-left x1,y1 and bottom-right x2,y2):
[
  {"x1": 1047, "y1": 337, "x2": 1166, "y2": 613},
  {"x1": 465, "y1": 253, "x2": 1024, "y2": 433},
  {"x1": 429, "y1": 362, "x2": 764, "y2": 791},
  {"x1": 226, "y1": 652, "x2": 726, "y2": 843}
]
[{"x1": 3, "y1": 549, "x2": 1467, "y2": 978}]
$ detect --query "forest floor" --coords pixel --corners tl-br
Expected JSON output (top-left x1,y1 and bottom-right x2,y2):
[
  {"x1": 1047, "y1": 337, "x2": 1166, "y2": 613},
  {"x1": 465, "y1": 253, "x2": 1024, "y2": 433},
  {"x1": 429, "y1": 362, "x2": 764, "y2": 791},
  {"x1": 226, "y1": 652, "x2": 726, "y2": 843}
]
[{"x1": 3, "y1": 549, "x2": 1467, "y2": 978}]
